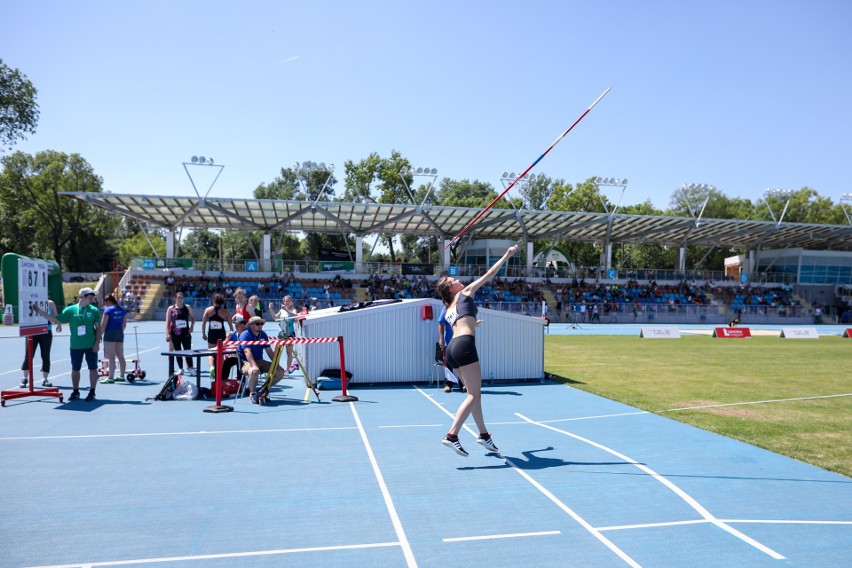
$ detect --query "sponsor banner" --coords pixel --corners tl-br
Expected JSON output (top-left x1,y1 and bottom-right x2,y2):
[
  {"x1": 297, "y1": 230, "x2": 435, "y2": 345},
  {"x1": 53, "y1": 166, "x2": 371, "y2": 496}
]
[
  {"x1": 402, "y1": 263, "x2": 434, "y2": 276},
  {"x1": 320, "y1": 261, "x2": 354, "y2": 272},
  {"x1": 318, "y1": 248, "x2": 350, "y2": 262},
  {"x1": 780, "y1": 327, "x2": 819, "y2": 339},
  {"x1": 639, "y1": 326, "x2": 681, "y2": 338},
  {"x1": 152, "y1": 258, "x2": 193, "y2": 269},
  {"x1": 713, "y1": 327, "x2": 752, "y2": 338}
]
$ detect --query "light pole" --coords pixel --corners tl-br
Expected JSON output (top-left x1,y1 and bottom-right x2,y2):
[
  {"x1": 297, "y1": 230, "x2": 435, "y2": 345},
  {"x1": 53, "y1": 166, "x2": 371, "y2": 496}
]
[
  {"x1": 763, "y1": 188, "x2": 795, "y2": 225},
  {"x1": 400, "y1": 166, "x2": 438, "y2": 206},
  {"x1": 294, "y1": 161, "x2": 335, "y2": 205},
  {"x1": 182, "y1": 155, "x2": 225, "y2": 199},
  {"x1": 592, "y1": 178, "x2": 629, "y2": 277},
  {"x1": 840, "y1": 192, "x2": 852, "y2": 225},
  {"x1": 499, "y1": 172, "x2": 538, "y2": 211}
]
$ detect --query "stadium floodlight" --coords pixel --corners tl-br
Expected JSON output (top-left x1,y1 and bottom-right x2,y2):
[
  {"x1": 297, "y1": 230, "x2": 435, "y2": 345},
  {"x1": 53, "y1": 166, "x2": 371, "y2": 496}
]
[
  {"x1": 595, "y1": 177, "x2": 628, "y2": 187},
  {"x1": 840, "y1": 193, "x2": 852, "y2": 225},
  {"x1": 763, "y1": 188, "x2": 795, "y2": 225},
  {"x1": 593, "y1": 176, "x2": 629, "y2": 216},
  {"x1": 400, "y1": 165, "x2": 439, "y2": 206},
  {"x1": 182, "y1": 155, "x2": 225, "y2": 198}
]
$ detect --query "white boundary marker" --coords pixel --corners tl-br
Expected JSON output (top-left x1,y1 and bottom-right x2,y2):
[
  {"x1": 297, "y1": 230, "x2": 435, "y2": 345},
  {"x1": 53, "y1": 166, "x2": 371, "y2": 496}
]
[
  {"x1": 660, "y1": 393, "x2": 852, "y2": 413},
  {"x1": 444, "y1": 530, "x2": 561, "y2": 542},
  {"x1": 515, "y1": 413, "x2": 786, "y2": 560},
  {"x1": 414, "y1": 387, "x2": 643, "y2": 568},
  {"x1": 348, "y1": 402, "x2": 418, "y2": 568},
  {"x1": 25, "y1": 541, "x2": 401, "y2": 568},
  {"x1": 0, "y1": 426, "x2": 357, "y2": 442}
]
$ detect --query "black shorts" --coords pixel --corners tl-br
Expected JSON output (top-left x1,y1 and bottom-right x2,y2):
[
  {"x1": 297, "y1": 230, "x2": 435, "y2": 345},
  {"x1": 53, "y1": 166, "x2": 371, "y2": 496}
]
[{"x1": 445, "y1": 335, "x2": 478, "y2": 369}]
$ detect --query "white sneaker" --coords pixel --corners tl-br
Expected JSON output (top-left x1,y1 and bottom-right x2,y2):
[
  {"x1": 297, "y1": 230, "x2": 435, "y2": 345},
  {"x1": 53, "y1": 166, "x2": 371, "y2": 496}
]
[
  {"x1": 477, "y1": 433, "x2": 499, "y2": 452},
  {"x1": 442, "y1": 435, "x2": 469, "y2": 457}
]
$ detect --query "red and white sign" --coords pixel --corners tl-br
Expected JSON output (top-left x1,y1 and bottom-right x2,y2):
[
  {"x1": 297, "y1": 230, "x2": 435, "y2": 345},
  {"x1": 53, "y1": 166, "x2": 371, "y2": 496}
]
[
  {"x1": 713, "y1": 327, "x2": 752, "y2": 338},
  {"x1": 842, "y1": 328, "x2": 852, "y2": 338}
]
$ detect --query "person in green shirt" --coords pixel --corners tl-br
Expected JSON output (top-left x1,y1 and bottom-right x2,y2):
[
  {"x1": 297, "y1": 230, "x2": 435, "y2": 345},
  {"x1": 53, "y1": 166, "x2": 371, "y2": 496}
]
[{"x1": 36, "y1": 287, "x2": 103, "y2": 402}]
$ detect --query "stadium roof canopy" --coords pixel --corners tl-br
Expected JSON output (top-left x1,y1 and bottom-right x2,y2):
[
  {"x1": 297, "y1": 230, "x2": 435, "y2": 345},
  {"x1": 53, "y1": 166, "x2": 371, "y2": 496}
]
[{"x1": 61, "y1": 192, "x2": 852, "y2": 252}]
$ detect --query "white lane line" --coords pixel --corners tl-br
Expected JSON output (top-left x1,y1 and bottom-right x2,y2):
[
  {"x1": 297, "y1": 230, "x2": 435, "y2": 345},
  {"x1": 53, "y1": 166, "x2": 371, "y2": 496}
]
[
  {"x1": 660, "y1": 393, "x2": 852, "y2": 412},
  {"x1": 24, "y1": 541, "x2": 400, "y2": 567},
  {"x1": 378, "y1": 420, "x2": 527, "y2": 429},
  {"x1": 599, "y1": 518, "x2": 852, "y2": 531},
  {"x1": 2, "y1": 345, "x2": 161, "y2": 384},
  {"x1": 348, "y1": 402, "x2": 418, "y2": 568},
  {"x1": 721, "y1": 519, "x2": 852, "y2": 526},
  {"x1": 598, "y1": 519, "x2": 711, "y2": 531},
  {"x1": 517, "y1": 413, "x2": 786, "y2": 560},
  {"x1": 444, "y1": 530, "x2": 561, "y2": 543},
  {"x1": 0, "y1": 426, "x2": 357, "y2": 441},
  {"x1": 414, "y1": 386, "x2": 642, "y2": 568}
]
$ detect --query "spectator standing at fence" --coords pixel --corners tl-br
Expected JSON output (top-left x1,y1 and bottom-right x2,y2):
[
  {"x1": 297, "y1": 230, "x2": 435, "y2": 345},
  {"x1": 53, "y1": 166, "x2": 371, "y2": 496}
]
[
  {"x1": 165, "y1": 292, "x2": 195, "y2": 372},
  {"x1": 201, "y1": 293, "x2": 232, "y2": 378},
  {"x1": 233, "y1": 288, "x2": 251, "y2": 322},
  {"x1": 247, "y1": 294, "x2": 263, "y2": 318},
  {"x1": 21, "y1": 296, "x2": 61, "y2": 388},
  {"x1": 99, "y1": 294, "x2": 128, "y2": 384},
  {"x1": 34, "y1": 287, "x2": 102, "y2": 401},
  {"x1": 269, "y1": 295, "x2": 299, "y2": 373},
  {"x1": 436, "y1": 245, "x2": 517, "y2": 457}
]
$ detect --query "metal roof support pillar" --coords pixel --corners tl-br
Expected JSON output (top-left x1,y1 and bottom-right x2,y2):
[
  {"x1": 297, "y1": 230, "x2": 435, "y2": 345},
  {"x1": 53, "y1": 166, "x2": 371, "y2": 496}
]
[
  {"x1": 442, "y1": 239, "x2": 452, "y2": 274},
  {"x1": 605, "y1": 243, "x2": 613, "y2": 273},
  {"x1": 355, "y1": 236, "x2": 364, "y2": 273},
  {"x1": 678, "y1": 247, "x2": 686, "y2": 275},
  {"x1": 526, "y1": 242, "x2": 534, "y2": 272},
  {"x1": 166, "y1": 230, "x2": 176, "y2": 259},
  {"x1": 261, "y1": 233, "x2": 271, "y2": 272}
]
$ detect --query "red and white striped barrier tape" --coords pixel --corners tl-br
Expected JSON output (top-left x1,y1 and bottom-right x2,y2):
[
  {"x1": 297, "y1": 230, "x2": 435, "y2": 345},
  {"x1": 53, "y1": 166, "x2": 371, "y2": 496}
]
[{"x1": 224, "y1": 337, "x2": 338, "y2": 346}]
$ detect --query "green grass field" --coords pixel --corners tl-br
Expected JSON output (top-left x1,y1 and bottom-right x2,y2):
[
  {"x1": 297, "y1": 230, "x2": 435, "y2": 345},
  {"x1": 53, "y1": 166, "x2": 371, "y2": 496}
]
[{"x1": 544, "y1": 335, "x2": 852, "y2": 478}]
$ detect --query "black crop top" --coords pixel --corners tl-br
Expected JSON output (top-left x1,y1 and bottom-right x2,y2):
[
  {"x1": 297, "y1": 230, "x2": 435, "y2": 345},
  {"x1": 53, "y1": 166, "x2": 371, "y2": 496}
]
[{"x1": 446, "y1": 293, "x2": 477, "y2": 326}]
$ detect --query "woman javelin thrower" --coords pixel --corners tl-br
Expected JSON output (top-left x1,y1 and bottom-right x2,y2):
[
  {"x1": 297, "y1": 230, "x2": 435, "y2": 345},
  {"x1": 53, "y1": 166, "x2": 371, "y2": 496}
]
[{"x1": 436, "y1": 244, "x2": 518, "y2": 456}]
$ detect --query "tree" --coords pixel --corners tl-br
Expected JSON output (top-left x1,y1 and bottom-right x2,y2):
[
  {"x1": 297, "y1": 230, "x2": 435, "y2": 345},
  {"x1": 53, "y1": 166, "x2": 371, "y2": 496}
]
[
  {"x1": 0, "y1": 150, "x2": 117, "y2": 270},
  {"x1": 518, "y1": 174, "x2": 554, "y2": 211},
  {"x1": 0, "y1": 59, "x2": 39, "y2": 150},
  {"x1": 117, "y1": 231, "x2": 166, "y2": 267},
  {"x1": 343, "y1": 151, "x2": 414, "y2": 260},
  {"x1": 181, "y1": 228, "x2": 220, "y2": 260}
]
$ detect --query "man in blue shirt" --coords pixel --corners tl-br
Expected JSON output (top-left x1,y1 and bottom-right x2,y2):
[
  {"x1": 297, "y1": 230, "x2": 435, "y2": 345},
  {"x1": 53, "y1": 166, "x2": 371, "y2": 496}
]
[{"x1": 239, "y1": 316, "x2": 286, "y2": 404}]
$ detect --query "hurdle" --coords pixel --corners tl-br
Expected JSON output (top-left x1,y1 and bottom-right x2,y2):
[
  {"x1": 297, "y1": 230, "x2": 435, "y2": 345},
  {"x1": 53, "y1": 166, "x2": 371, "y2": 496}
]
[{"x1": 203, "y1": 335, "x2": 354, "y2": 413}]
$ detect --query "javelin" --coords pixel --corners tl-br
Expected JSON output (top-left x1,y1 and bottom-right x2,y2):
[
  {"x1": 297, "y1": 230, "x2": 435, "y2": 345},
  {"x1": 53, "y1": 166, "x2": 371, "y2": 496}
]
[{"x1": 443, "y1": 86, "x2": 612, "y2": 250}]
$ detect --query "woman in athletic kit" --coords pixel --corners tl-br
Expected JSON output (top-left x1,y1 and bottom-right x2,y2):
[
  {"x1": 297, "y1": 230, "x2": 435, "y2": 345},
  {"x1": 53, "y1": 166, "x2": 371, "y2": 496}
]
[
  {"x1": 201, "y1": 293, "x2": 232, "y2": 377},
  {"x1": 436, "y1": 244, "x2": 518, "y2": 457},
  {"x1": 165, "y1": 292, "x2": 196, "y2": 371}
]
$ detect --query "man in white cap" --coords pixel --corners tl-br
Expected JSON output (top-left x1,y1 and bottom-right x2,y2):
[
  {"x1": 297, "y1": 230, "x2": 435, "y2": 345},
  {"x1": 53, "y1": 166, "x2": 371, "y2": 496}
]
[
  {"x1": 238, "y1": 316, "x2": 286, "y2": 404},
  {"x1": 35, "y1": 287, "x2": 102, "y2": 401}
]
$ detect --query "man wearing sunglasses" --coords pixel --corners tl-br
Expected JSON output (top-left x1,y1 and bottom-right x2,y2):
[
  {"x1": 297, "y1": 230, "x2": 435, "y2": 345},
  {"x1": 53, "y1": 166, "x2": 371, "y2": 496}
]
[{"x1": 238, "y1": 316, "x2": 286, "y2": 405}]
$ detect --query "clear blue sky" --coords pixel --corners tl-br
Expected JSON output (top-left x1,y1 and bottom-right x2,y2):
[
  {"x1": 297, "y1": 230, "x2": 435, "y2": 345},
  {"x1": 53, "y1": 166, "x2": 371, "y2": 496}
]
[{"x1": 3, "y1": 0, "x2": 851, "y2": 210}]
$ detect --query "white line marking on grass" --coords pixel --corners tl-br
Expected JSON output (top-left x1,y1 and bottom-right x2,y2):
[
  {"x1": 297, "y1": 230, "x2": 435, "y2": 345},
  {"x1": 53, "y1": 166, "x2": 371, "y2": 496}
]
[
  {"x1": 660, "y1": 393, "x2": 852, "y2": 412},
  {"x1": 539, "y1": 411, "x2": 649, "y2": 423},
  {"x1": 516, "y1": 413, "x2": 786, "y2": 560},
  {"x1": 348, "y1": 403, "x2": 418, "y2": 568},
  {"x1": 443, "y1": 530, "x2": 561, "y2": 542},
  {"x1": 414, "y1": 386, "x2": 642, "y2": 568},
  {"x1": 24, "y1": 541, "x2": 401, "y2": 567},
  {"x1": 0, "y1": 426, "x2": 357, "y2": 442}
]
